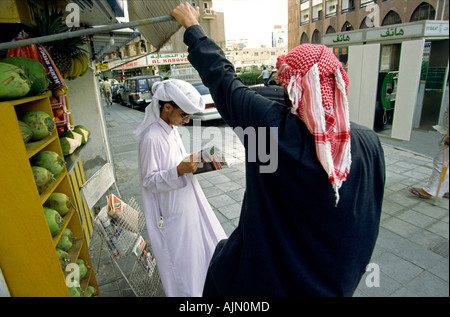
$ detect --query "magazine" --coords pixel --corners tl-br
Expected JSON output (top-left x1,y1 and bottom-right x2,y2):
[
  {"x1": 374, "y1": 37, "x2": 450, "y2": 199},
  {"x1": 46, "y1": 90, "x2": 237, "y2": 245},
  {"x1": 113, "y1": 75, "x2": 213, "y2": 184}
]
[
  {"x1": 132, "y1": 235, "x2": 157, "y2": 277},
  {"x1": 194, "y1": 146, "x2": 229, "y2": 174}
]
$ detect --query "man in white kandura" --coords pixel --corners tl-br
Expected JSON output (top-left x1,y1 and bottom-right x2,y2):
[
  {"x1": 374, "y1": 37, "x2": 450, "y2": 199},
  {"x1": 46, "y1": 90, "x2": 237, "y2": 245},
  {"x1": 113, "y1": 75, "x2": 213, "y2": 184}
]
[{"x1": 134, "y1": 79, "x2": 227, "y2": 297}]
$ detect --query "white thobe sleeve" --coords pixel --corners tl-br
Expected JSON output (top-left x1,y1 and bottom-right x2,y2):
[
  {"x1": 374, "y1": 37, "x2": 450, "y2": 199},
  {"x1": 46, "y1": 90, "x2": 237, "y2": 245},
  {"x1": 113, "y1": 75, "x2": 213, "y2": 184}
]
[{"x1": 139, "y1": 136, "x2": 187, "y2": 193}]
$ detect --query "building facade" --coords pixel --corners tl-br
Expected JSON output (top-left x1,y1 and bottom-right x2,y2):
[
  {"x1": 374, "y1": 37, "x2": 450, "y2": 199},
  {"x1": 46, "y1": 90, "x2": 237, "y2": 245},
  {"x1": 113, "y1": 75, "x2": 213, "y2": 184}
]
[{"x1": 288, "y1": 0, "x2": 449, "y2": 50}]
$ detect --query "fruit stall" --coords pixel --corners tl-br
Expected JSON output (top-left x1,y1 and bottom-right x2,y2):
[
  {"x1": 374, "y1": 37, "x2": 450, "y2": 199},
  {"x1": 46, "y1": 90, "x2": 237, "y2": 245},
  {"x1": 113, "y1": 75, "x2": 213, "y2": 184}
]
[{"x1": 0, "y1": 0, "x2": 112, "y2": 297}]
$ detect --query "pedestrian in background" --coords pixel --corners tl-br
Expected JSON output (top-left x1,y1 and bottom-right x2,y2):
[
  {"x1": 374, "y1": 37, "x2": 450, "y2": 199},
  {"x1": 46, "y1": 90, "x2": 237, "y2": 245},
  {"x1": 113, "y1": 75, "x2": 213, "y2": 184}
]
[
  {"x1": 171, "y1": 3, "x2": 385, "y2": 297},
  {"x1": 101, "y1": 76, "x2": 112, "y2": 106},
  {"x1": 258, "y1": 66, "x2": 270, "y2": 85},
  {"x1": 134, "y1": 79, "x2": 227, "y2": 297},
  {"x1": 409, "y1": 103, "x2": 449, "y2": 199}
]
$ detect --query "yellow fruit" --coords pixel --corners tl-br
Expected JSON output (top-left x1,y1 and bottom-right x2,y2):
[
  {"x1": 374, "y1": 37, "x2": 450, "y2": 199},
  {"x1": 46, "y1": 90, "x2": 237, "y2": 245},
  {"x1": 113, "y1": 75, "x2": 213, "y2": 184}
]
[
  {"x1": 53, "y1": 85, "x2": 68, "y2": 96},
  {"x1": 77, "y1": 53, "x2": 88, "y2": 73},
  {"x1": 45, "y1": 90, "x2": 53, "y2": 97}
]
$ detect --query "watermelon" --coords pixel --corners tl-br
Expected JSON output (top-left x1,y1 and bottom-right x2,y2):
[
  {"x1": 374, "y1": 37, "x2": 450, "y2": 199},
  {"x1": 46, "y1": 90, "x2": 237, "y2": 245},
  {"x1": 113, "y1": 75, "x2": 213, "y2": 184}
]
[
  {"x1": 32, "y1": 166, "x2": 55, "y2": 194},
  {"x1": 19, "y1": 110, "x2": 55, "y2": 141},
  {"x1": 31, "y1": 151, "x2": 65, "y2": 176},
  {"x1": 0, "y1": 62, "x2": 30, "y2": 99},
  {"x1": 1, "y1": 57, "x2": 49, "y2": 94},
  {"x1": 44, "y1": 207, "x2": 65, "y2": 237},
  {"x1": 18, "y1": 120, "x2": 34, "y2": 143},
  {"x1": 44, "y1": 192, "x2": 72, "y2": 216}
]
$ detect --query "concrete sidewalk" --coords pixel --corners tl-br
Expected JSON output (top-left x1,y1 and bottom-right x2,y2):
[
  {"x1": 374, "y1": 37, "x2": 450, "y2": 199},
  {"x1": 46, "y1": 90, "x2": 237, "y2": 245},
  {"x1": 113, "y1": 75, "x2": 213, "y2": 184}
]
[{"x1": 89, "y1": 101, "x2": 449, "y2": 297}]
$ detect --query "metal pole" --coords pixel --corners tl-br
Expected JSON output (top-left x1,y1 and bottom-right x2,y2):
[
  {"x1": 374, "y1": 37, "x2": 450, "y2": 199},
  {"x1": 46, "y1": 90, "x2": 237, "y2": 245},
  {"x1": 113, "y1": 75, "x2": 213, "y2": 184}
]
[{"x1": 0, "y1": 15, "x2": 175, "y2": 51}]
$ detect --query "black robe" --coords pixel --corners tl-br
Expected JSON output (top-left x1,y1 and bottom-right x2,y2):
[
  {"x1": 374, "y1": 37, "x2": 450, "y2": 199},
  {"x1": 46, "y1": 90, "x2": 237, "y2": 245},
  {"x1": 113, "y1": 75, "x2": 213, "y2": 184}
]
[{"x1": 185, "y1": 25, "x2": 386, "y2": 297}]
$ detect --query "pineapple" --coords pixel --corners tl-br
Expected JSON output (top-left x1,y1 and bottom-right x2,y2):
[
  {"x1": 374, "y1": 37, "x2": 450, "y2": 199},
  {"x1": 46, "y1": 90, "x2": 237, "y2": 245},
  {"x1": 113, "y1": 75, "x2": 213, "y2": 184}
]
[{"x1": 33, "y1": 3, "x2": 87, "y2": 77}]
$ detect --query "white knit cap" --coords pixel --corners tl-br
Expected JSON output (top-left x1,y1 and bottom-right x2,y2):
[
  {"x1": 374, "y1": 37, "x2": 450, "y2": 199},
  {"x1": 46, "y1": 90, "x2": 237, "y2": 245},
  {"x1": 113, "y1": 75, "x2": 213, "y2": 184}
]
[{"x1": 134, "y1": 79, "x2": 205, "y2": 136}]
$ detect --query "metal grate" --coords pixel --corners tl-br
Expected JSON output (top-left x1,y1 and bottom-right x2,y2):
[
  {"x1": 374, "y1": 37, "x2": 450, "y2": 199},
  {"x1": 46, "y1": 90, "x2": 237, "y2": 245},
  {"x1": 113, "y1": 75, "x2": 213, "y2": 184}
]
[{"x1": 429, "y1": 239, "x2": 449, "y2": 258}]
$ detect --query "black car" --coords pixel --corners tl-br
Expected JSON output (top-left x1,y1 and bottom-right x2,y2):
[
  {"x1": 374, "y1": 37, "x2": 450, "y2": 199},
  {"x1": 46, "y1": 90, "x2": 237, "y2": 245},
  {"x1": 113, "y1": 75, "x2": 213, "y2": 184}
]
[{"x1": 249, "y1": 71, "x2": 286, "y2": 105}]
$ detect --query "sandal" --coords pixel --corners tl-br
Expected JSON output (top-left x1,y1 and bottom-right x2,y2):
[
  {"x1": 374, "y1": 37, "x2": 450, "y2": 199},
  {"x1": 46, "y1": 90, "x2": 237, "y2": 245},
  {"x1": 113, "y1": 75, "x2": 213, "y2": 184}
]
[
  {"x1": 409, "y1": 187, "x2": 432, "y2": 199},
  {"x1": 444, "y1": 192, "x2": 449, "y2": 199}
]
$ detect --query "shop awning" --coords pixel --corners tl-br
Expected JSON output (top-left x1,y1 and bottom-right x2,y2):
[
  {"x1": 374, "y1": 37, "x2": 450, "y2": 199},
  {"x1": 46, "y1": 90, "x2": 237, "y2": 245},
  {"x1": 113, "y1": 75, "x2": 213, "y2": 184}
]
[{"x1": 127, "y1": 0, "x2": 181, "y2": 51}]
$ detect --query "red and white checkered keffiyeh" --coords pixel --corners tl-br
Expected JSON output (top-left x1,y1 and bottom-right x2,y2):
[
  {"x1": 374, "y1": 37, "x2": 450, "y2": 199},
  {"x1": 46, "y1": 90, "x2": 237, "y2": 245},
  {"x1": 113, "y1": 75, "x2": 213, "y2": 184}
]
[{"x1": 276, "y1": 44, "x2": 351, "y2": 205}]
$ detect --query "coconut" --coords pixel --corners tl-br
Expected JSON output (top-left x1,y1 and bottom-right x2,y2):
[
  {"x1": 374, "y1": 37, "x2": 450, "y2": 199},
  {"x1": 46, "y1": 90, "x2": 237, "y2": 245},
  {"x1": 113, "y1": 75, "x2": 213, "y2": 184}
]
[
  {"x1": 61, "y1": 130, "x2": 83, "y2": 146},
  {"x1": 68, "y1": 286, "x2": 81, "y2": 297},
  {"x1": 18, "y1": 121, "x2": 34, "y2": 143},
  {"x1": 1, "y1": 56, "x2": 49, "y2": 94},
  {"x1": 73, "y1": 125, "x2": 90, "y2": 144},
  {"x1": 84, "y1": 286, "x2": 97, "y2": 297},
  {"x1": 76, "y1": 259, "x2": 88, "y2": 279},
  {"x1": 32, "y1": 166, "x2": 55, "y2": 194},
  {"x1": 44, "y1": 192, "x2": 72, "y2": 216},
  {"x1": 62, "y1": 228, "x2": 74, "y2": 241},
  {"x1": 31, "y1": 151, "x2": 65, "y2": 176},
  {"x1": 60, "y1": 137, "x2": 79, "y2": 156},
  {"x1": 44, "y1": 207, "x2": 65, "y2": 237},
  {"x1": 56, "y1": 248, "x2": 70, "y2": 270},
  {"x1": 0, "y1": 62, "x2": 30, "y2": 99},
  {"x1": 56, "y1": 233, "x2": 73, "y2": 251},
  {"x1": 19, "y1": 110, "x2": 55, "y2": 141}
]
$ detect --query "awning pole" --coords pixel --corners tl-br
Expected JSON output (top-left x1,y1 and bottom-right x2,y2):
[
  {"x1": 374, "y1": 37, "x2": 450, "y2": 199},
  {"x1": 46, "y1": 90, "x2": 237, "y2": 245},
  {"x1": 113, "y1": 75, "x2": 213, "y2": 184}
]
[{"x1": 0, "y1": 15, "x2": 175, "y2": 51}]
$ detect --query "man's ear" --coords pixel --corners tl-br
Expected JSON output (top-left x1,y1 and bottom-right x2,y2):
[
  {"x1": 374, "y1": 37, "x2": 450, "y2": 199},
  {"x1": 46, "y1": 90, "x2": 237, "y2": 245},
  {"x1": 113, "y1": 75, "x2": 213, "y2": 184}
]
[{"x1": 163, "y1": 102, "x2": 172, "y2": 111}]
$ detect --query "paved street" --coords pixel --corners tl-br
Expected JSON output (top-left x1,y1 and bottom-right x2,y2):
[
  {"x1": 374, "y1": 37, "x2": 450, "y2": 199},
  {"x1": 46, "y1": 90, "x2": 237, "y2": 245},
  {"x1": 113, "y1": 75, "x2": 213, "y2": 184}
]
[{"x1": 89, "y1": 101, "x2": 448, "y2": 297}]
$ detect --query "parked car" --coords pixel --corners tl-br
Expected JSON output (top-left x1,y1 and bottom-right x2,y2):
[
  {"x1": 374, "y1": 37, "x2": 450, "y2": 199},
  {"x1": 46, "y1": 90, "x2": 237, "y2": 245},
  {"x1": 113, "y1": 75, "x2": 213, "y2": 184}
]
[
  {"x1": 190, "y1": 81, "x2": 222, "y2": 121},
  {"x1": 118, "y1": 75, "x2": 163, "y2": 109},
  {"x1": 111, "y1": 82, "x2": 124, "y2": 102},
  {"x1": 248, "y1": 71, "x2": 286, "y2": 105}
]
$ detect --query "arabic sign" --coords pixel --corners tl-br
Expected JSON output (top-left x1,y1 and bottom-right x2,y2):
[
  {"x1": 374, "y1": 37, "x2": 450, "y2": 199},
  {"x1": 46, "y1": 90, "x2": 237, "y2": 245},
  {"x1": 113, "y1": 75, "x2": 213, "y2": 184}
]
[
  {"x1": 147, "y1": 53, "x2": 189, "y2": 65},
  {"x1": 323, "y1": 31, "x2": 363, "y2": 46},
  {"x1": 322, "y1": 21, "x2": 448, "y2": 47},
  {"x1": 424, "y1": 22, "x2": 450, "y2": 36},
  {"x1": 366, "y1": 23, "x2": 423, "y2": 41},
  {"x1": 380, "y1": 27, "x2": 405, "y2": 38}
]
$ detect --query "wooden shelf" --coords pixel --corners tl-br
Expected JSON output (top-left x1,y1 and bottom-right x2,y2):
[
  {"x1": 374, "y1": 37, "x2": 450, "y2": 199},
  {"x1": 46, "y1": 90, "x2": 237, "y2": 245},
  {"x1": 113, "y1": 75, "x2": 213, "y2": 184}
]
[{"x1": 0, "y1": 95, "x2": 99, "y2": 297}]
